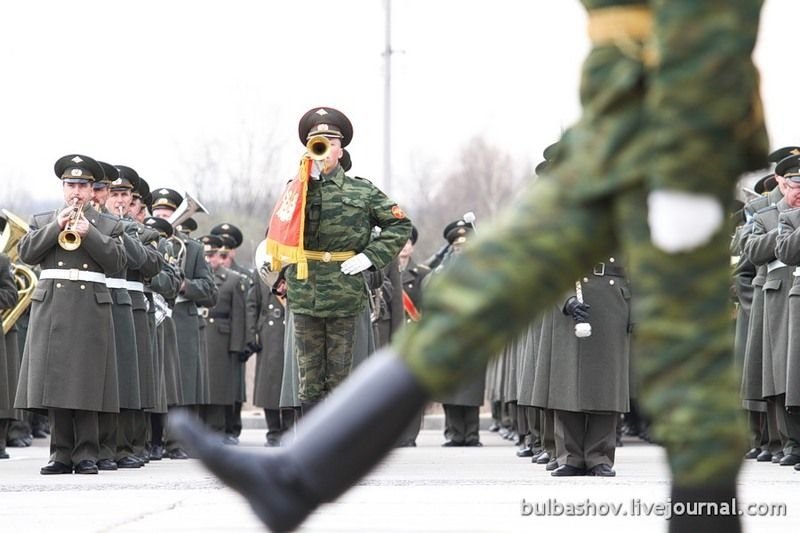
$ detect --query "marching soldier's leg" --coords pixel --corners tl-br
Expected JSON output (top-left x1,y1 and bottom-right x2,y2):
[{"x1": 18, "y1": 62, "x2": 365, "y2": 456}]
[
  {"x1": 615, "y1": 185, "x2": 748, "y2": 531},
  {"x1": 584, "y1": 412, "x2": 617, "y2": 473},
  {"x1": 777, "y1": 398, "x2": 800, "y2": 465},
  {"x1": 150, "y1": 413, "x2": 166, "y2": 460},
  {"x1": 528, "y1": 407, "x2": 542, "y2": 454},
  {"x1": 765, "y1": 398, "x2": 783, "y2": 457},
  {"x1": 553, "y1": 410, "x2": 586, "y2": 474}
]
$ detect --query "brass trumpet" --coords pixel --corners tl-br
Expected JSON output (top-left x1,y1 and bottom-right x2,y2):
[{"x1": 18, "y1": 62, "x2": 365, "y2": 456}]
[
  {"x1": 306, "y1": 135, "x2": 331, "y2": 161},
  {"x1": 58, "y1": 198, "x2": 86, "y2": 251}
]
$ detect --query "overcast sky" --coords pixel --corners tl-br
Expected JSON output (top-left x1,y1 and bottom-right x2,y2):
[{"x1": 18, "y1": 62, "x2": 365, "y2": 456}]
[{"x1": 1, "y1": 0, "x2": 796, "y2": 206}]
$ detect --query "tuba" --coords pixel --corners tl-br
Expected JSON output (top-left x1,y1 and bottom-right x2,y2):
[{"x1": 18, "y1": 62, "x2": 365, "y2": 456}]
[
  {"x1": 167, "y1": 192, "x2": 208, "y2": 269},
  {"x1": 1, "y1": 209, "x2": 38, "y2": 334},
  {"x1": 168, "y1": 192, "x2": 209, "y2": 229},
  {"x1": 57, "y1": 198, "x2": 85, "y2": 251}
]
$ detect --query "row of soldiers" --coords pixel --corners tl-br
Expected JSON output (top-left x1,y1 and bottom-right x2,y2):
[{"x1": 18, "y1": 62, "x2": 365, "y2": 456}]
[
  {"x1": 0, "y1": 153, "x2": 287, "y2": 472},
  {"x1": 732, "y1": 146, "x2": 800, "y2": 470}
]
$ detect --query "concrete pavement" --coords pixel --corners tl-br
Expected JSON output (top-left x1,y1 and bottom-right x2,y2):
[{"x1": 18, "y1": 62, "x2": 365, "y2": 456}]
[{"x1": 1, "y1": 427, "x2": 798, "y2": 532}]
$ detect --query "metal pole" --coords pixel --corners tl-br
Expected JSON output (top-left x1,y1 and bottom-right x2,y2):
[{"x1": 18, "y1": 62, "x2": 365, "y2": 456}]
[{"x1": 383, "y1": 0, "x2": 392, "y2": 194}]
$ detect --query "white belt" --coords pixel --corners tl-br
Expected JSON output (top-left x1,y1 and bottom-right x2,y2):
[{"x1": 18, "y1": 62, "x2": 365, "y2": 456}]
[
  {"x1": 175, "y1": 295, "x2": 190, "y2": 304},
  {"x1": 126, "y1": 281, "x2": 145, "y2": 292},
  {"x1": 106, "y1": 277, "x2": 127, "y2": 289},
  {"x1": 767, "y1": 259, "x2": 787, "y2": 273},
  {"x1": 40, "y1": 269, "x2": 107, "y2": 284},
  {"x1": 794, "y1": 267, "x2": 800, "y2": 277}
]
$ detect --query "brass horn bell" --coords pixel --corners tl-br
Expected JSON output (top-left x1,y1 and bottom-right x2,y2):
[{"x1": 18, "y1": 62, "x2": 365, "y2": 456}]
[{"x1": 306, "y1": 135, "x2": 331, "y2": 161}]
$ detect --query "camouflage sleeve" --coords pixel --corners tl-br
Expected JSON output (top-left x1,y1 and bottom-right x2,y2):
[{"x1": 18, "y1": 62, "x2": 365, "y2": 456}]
[
  {"x1": 647, "y1": 0, "x2": 767, "y2": 195},
  {"x1": 361, "y1": 185, "x2": 412, "y2": 270}
]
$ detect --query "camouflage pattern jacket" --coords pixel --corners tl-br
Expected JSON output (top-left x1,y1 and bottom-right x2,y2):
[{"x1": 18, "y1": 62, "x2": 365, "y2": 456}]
[{"x1": 286, "y1": 165, "x2": 412, "y2": 318}]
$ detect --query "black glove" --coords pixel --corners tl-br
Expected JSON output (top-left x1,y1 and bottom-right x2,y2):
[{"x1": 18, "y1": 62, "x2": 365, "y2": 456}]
[
  {"x1": 246, "y1": 341, "x2": 263, "y2": 354},
  {"x1": 563, "y1": 296, "x2": 590, "y2": 323},
  {"x1": 233, "y1": 351, "x2": 251, "y2": 362}
]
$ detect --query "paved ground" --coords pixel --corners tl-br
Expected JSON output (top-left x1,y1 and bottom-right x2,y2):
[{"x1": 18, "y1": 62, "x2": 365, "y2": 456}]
[{"x1": 1, "y1": 425, "x2": 798, "y2": 532}]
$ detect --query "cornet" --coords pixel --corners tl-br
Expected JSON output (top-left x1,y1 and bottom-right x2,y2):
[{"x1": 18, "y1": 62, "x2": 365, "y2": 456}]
[
  {"x1": 306, "y1": 135, "x2": 331, "y2": 161},
  {"x1": 58, "y1": 198, "x2": 86, "y2": 251}
]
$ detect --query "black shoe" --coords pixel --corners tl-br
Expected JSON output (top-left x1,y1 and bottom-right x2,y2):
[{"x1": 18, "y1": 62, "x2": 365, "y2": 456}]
[
  {"x1": 487, "y1": 422, "x2": 501, "y2": 432},
  {"x1": 395, "y1": 440, "x2": 416, "y2": 448},
  {"x1": 779, "y1": 453, "x2": 800, "y2": 466},
  {"x1": 794, "y1": 462, "x2": 800, "y2": 471},
  {"x1": 97, "y1": 458, "x2": 118, "y2": 471},
  {"x1": 0, "y1": 451, "x2": 9, "y2": 459},
  {"x1": 117, "y1": 456, "x2": 143, "y2": 469},
  {"x1": 756, "y1": 450, "x2": 773, "y2": 462},
  {"x1": 167, "y1": 448, "x2": 189, "y2": 460},
  {"x1": 6, "y1": 437, "x2": 30, "y2": 448},
  {"x1": 168, "y1": 350, "x2": 429, "y2": 533},
  {"x1": 744, "y1": 447, "x2": 761, "y2": 460},
  {"x1": 40, "y1": 461, "x2": 72, "y2": 475},
  {"x1": 223, "y1": 435, "x2": 240, "y2": 445},
  {"x1": 464, "y1": 441, "x2": 483, "y2": 447},
  {"x1": 32, "y1": 428, "x2": 49, "y2": 439},
  {"x1": 149, "y1": 445, "x2": 164, "y2": 461},
  {"x1": 516, "y1": 446, "x2": 534, "y2": 458},
  {"x1": 74, "y1": 460, "x2": 99, "y2": 474},
  {"x1": 137, "y1": 452, "x2": 150, "y2": 464},
  {"x1": 265, "y1": 438, "x2": 282, "y2": 448},
  {"x1": 535, "y1": 451, "x2": 550, "y2": 464},
  {"x1": 551, "y1": 464, "x2": 586, "y2": 477},
  {"x1": 588, "y1": 464, "x2": 616, "y2": 477},
  {"x1": 442, "y1": 440, "x2": 464, "y2": 447},
  {"x1": 771, "y1": 451, "x2": 785, "y2": 464},
  {"x1": 545, "y1": 459, "x2": 559, "y2": 471}
]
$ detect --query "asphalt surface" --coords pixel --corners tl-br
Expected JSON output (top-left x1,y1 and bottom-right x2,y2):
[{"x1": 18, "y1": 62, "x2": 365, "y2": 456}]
[{"x1": 1, "y1": 421, "x2": 798, "y2": 532}]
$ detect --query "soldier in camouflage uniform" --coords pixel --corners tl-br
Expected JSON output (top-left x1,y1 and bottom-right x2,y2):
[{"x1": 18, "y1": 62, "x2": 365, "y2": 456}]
[
  {"x1": 173, "y1": 3, "x2": 767, "y2": 532},
  {"x1": 285, "y1": 107, "x2": 411, "y2": 413}
]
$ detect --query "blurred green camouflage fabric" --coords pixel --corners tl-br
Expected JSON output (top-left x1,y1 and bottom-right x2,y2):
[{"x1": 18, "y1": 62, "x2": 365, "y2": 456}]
[{"x1": 397, "y1": 0, "x2": 768, "y2": 489}]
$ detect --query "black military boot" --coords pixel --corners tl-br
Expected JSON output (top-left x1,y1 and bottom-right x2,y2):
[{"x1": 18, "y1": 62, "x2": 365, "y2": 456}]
[
  {"x1": 668, "y1": 485, "x2": 740, "y2": 533},
  {"x1": 170, "y1": 349, "x2": 428, "y2": 532}
]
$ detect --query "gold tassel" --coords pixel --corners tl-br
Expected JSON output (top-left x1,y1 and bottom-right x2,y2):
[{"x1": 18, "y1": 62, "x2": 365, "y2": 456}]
[{"x1": 297, "y1": 260, "x2": 308, "y2": 280}]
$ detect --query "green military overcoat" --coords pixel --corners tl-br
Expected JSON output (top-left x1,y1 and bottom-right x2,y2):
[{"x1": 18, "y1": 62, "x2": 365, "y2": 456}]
[
  {"x1": 15, "y1": 206, "x2": 125, "y2": 412},
  {"x1": 205, "y1": 266, "x2": 247, "y2": 405},
  {"x1": 0, "y1": 253, "x2": 19, "y2": 416}
]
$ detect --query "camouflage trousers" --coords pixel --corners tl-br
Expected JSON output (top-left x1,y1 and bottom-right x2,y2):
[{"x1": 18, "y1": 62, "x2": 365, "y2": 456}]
[
  {"x1": 397, "y1": 178, "x2": 747, "y2": 488},
  {"x1": 294, "y1": 313, "x2": 356, "y2": 403}
]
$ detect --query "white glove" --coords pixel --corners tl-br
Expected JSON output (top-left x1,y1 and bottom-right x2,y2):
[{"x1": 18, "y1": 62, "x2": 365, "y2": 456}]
[
  {"x1": 310, "y1": 160, "x2": 323, "y2": 179},
  {"x1": 647, "y1": 189, "x2": 724, "y2": 254},
  {"x1": 340, "y1": 253, "x2": 372, "y2": 275}
]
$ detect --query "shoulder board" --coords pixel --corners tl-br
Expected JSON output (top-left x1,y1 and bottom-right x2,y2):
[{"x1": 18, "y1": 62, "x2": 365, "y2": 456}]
[
  {"x1": 31, "y1": 210, "x2": 58, "y2": 227},
  {"x1": 99, "y1": 212, "x2": 120, "y2": 223},
  {"x1": 415, "y1": 264, "x2": 431, "y2": 272},
  {"x1": 755, "y1": 204, "x2": 778, "y2": 215},
  {"x1": 352, "y1": 175, "x2": 373, "y2": 184}
]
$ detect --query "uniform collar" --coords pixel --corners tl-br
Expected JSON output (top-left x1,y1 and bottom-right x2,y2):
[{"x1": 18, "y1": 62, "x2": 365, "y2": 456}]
[{"x1": 320, "y1": 164, "x2": 346, "y2": 188}]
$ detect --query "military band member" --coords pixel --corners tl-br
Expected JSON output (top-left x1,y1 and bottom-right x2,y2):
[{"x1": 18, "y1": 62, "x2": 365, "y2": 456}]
[
  {"x1": 0, "y1": 251, "x2": 19, "y2": 459},
  {"x1": 16, "y1": 154, "x2": 126, "y2": 474},
  {"x1": 550, "y1": 257, "x2": 631, "y2": 477},
  {"x1": 210, "y1": 222, "x2": 259, "y2": 441},
  {"x1": 199, "y1": 235, "x2": 247, "y2": 441},
  {"x1": 252, "y1": 261, "x2": 288, "y2": 446},
  {"x1": 143, "y1": 216, "x2": 183, "y2": 460},
  {"x1": 151, "y1": 188, "x2": 217, "y2": 459},
  {"x1": 95, "y1": 164, "x2": 144, "y2": 470},
  {"x1": 742, "y1": 172, "x2": 797, "y2": 465},
  {"x1": 285, "y1": 107, "x2": 412, "y2": 413},
  {"x1": 435, "y1": 220, "x2": 485, "y2": 447}
]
